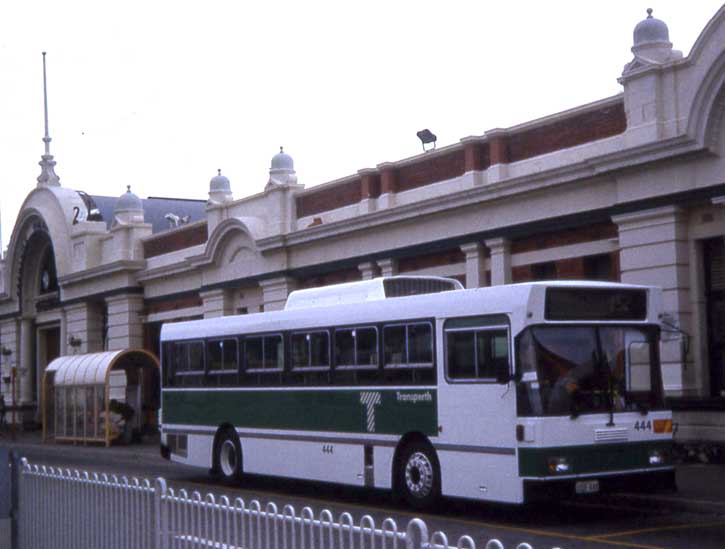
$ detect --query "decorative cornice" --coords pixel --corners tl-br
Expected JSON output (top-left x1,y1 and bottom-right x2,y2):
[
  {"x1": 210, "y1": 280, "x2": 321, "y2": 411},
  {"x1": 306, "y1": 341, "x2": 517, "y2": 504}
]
[{"x1": 258, "y1": 134, "x2": 703, "y2": 253}]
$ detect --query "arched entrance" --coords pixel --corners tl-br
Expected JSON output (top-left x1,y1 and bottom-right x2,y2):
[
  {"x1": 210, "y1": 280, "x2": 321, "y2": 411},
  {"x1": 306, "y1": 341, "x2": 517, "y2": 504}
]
[{"x1": 14, "y1": 216, "x2": 61, "y2": 422}]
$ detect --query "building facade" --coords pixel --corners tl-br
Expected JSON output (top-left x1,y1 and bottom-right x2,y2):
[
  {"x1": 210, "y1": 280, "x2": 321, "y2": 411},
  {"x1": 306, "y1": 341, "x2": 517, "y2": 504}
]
[{"x1": 1, "y1": 9, "x2": 725, "y2": 443}]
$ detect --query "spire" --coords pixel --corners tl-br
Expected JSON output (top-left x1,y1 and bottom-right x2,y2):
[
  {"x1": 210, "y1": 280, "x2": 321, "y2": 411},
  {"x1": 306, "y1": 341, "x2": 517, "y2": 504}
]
[{"x1": 37, "y1": 52, "x2": 60, "y2": 187}]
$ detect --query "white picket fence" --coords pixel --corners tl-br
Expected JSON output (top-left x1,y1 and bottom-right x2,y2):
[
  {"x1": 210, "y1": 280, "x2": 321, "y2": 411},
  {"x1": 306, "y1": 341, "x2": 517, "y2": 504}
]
[{"x1": 18, "y1": 459, "x2": 559, "y2": 549}]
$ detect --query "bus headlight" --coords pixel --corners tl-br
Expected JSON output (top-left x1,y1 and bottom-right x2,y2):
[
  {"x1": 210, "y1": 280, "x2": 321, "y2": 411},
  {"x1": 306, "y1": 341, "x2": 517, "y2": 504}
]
[
  {"x1": 547, "y1": 457, "x2": 570, "y2": 474},
  {"x1": 649, "y1": 449, "x2": 667, "y2": 465}
]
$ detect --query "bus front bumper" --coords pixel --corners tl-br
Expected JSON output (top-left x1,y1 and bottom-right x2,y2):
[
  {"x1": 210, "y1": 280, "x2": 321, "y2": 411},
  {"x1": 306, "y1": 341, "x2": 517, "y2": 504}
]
[{"x1": 523, "y1": 468, "x2": 676, "y2": 502}]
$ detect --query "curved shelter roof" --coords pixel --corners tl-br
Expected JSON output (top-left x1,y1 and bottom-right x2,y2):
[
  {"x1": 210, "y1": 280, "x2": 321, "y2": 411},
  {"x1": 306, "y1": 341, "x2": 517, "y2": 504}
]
[{"x1": 46, "y1": 350, "x2": 158, "y2": 386}]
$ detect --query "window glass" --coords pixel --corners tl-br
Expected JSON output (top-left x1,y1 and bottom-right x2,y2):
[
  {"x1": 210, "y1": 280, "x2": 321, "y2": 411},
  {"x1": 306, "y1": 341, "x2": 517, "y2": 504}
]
[
  {"x1": 447, "y1": 328, "x2": 508, "y2": 380},
  {"x1": 264, "y1": 335, "x2": 283, "y2": 370},
  {"x1": 383, "y1": 322, "x2": 434, "y2": 385},
  {"x1": 384, "y1": 325, "x2": 406, "y2": 365},
  {"x1": 335, "y1": 330, "x2": 355, "y2": 366},
  {"x1": 291, "y1": 333, "x2": 308, "y2": 368},
  {"x1": 175, "y1": 343, "x2": 189, "y2": 372},
  {"x1": 447, "y1": 331, "x2": 476, "y2": 378},
  {"x1": 357, "y1": 328, "x2": 378, "y2": 366},
  {"x1": 476, "y1": 330, "x2": 508, "y2": 378},
  {"x1": 246, "y1": 337, "x2": 263, "y2": 370},
  {"x1": 208, "y1": 340, "x2": 223, "y2": 371},
  {"x1": 171, "y1": 341, "x2": 205, "y2": 387},
  {"x1": 408, "y1": 323, "x2": 432, "y2": 363},
  {"x1": 222, "y1": 339, "x2": 238, "y2": 370},
  {"x1": 188, "y1": 342, "x2": 204, "y2": 371},
  {"x1": 309, "y1": 332, "x2": 329, "y2": 367},
  {"x1": 515, "y1": 326, "x2": 663, "y2": 417},
  {"x1": 162, "y1": 342, "x2": 176, "y2": 386},
  {"x1": 206, "y1": 339, "x2": 238, "y2": 387}
]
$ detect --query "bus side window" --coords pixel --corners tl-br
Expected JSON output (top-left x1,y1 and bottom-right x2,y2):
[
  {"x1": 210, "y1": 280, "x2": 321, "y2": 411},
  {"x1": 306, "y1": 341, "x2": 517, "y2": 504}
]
[
  {"x1": 173, "y1": 341, "x2": 205, "y2": 387},
  {"x1": 246, "y1": 337, "x2": 263, "y2": 371},
  {"x1": 244, "y1": 334, "x2": 284, "y2": 387},
  {"x1": 290, "y1": 331, "x2": 330, "y2": 386},
  {"x1": 383, "y1": 322, "x2": 434, "y2": 385},
  {"x1": 334, "y1": 327, "x2": 379, "y2": 385},
  {"x1": 444, "y1": 320, "x2": 510, "y2": 383},
  {"x1": 208, "y1": 339, "x2": 239, "y2": 387},
  {"x1": 162, "y1": 342, "x2": 175, "y2": 386}
]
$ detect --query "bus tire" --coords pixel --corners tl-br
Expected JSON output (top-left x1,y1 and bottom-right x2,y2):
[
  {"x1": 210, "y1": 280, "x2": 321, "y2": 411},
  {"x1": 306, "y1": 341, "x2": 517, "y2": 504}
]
[
  {"x1": 398, "y1": 442, "x2": 440, "y2": 509},
  {"x1": 214, "y1": 428, "x2": 242, "y2": 483}
]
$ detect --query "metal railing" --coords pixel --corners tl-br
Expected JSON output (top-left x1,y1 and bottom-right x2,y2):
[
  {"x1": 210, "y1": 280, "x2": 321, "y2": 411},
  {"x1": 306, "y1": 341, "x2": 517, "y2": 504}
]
[{"x1": 18, "y1": 459, "x2": 560, "y2": 549}]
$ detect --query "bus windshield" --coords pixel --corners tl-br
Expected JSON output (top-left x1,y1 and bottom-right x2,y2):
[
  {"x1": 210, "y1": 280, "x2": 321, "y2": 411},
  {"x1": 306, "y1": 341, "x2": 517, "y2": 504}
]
[{"x1": 516, "y1": 325, "x2": 664, "y2": 417}]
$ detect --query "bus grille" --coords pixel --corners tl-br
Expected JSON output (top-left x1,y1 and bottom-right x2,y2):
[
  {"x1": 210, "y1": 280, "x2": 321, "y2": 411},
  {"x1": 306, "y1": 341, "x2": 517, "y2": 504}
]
[{"x1": 594, "y1": 428, "x2": 628, "y2": 443}]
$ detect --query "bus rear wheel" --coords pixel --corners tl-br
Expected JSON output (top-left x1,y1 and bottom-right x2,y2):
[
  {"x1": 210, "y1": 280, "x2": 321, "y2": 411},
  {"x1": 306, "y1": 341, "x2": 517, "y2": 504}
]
[
  {"x1": 398, "y1": 443, "x2": 440, "y2": 509},
  {"x1": 214, "y1": 429, "x2": 242, "y2": 483}
]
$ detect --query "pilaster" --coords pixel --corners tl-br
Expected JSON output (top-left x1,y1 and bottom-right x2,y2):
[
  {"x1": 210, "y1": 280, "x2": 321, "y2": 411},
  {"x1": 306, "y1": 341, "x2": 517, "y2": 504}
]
[
  {"x1": 377, "y1": 258, "x2": 398, "y2": 278},
  {"x1": 105, "y1": 293, "x2": 145, "y2": 351},
  {"x1": 460, "y1": 243, "x2": 485, "y2": 288},
  {"x1": 358, "y1": 261, "x2": 379, "y2": 281},
  {"x1": 64, "y1": 302, "x2": 104, "y2": 355},
  {"x1": 201, "y1": 288, "x2": 234, "y2": 318},
  {"x1": 259, "y1": 276, "x2": 297, "y2": 312},
  {"x1": 485, "y1": 237, "x2": 512, "y2": 286},
  {"x1": 613, "y1": 206, "x2": 692, "y2": 396}
]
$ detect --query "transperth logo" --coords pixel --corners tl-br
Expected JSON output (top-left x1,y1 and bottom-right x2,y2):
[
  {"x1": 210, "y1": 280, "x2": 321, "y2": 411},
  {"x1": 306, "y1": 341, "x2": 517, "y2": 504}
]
[{"x1": 359, "y1": 391, "x2": 382, "y2": 432}]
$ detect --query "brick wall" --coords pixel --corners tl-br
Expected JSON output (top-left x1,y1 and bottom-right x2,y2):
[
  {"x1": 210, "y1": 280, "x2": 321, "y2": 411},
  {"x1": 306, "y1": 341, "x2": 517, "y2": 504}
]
[
  {"x1": 396, "y1": 150, "x2": 467, "y2": 193},
  {"x1": 512, "y1": 252, "x2": 619, "y2": 283},
  {"x1": 297, "y1": 268, "x2": 362, "y2": 290},
  {"x1": 398, "y1": 248, "x2": 466, "y2": 273},
  {"x1": 143, "y1": 223, "x2": 209, "y2": 259},
  {"x1": 506, "y1": 102, "x2": 626, "y2": 163},
  {"x1": 511, "y1": 222, "x2": 618, "y2": 254},
  {"x1": 291, "y1": 101, "x2": 625, "y2": 220},
  {"x1": 296, "y1": 178, "x2": 363, "y2": 218},
  {"x1": 145, "y1": 293, "x2": 203, "y2": 315}
]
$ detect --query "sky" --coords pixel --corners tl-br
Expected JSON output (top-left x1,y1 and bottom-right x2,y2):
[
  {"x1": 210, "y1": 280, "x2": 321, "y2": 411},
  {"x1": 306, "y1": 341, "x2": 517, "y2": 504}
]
[{"x1": 1, "y1": 1, "x2": 723, "y2": 251}]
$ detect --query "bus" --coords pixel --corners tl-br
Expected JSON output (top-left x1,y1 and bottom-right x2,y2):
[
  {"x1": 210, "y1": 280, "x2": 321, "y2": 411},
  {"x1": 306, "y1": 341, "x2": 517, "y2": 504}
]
[{"x1": 159, "y1": 276, "x2": 674, "y2": 507}]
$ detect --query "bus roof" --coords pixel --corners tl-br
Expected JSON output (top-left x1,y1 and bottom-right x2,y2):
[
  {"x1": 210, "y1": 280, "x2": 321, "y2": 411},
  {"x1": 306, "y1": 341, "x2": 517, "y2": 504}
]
[
  {"x1": 161, "y1": 279, "x2": 659, "y2": 342},
  {"x1": 284, "y1": 276, "x2": 463, "y2": 310}
]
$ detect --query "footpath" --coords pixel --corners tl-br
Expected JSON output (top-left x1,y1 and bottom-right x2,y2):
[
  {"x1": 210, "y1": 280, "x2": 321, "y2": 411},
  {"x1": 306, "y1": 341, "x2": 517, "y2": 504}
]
[{"x1": 1, "y1": 430, "x2": 724, "y2": 516}]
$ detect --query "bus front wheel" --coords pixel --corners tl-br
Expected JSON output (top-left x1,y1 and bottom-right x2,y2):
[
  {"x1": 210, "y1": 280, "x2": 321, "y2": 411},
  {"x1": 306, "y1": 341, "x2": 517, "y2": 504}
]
[
  {"x1": 214, "y1": 429, "x2": 242, "y2": 483},
  {"x1": 398, "y1": 442, "x2": 440, "y2": 509}
]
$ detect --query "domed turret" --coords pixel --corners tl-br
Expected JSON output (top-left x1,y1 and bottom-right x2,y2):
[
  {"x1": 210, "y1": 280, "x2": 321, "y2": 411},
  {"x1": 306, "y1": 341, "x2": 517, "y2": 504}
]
[
  {"x1": 633, "y1": 8, "x2": 670, "y2": 48},
  {"x1": 270, "y1": 147, "x2": 294, "y2": 173},
  {"x1": 627, "y1": 8, "x2": 680, "y2": 66},
  {"x1": 115, "y1": 185, "x2": 143, "y2": 212},
  {"x1": 208, "y1": 168, "x2": 233, "y2": 204},
  {"x1": 114, "y1": 185, "x2": 144, "y2": 225},
  {"x1": 266, "y1": 146, "x2": 298, "y2": 190},
  {"x1": 210, "y1": 169, "x2": 231, "y2": 193}
]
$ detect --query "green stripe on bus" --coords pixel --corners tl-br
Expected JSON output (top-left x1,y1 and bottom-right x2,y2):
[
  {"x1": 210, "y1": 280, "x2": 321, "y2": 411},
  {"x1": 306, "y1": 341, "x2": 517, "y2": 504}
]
[
  {"x1": 518, "y1": 440, "x2": 673, "y2": 477},
  {"x1": 162, "y1": 388, "x2": 438, "y2": 436}
]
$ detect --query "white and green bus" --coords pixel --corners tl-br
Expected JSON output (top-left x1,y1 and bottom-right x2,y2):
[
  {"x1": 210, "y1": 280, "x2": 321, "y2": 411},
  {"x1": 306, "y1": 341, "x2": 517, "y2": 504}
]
[{"x1": 159, "y1": 277, "x2": 674, "y2": 507}]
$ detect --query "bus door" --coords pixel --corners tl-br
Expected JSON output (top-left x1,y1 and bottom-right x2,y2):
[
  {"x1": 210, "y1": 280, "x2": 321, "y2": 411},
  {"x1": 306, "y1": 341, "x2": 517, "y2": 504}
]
[{"x1": 437, "y1": 316, "x2": 518, "y2": 499}]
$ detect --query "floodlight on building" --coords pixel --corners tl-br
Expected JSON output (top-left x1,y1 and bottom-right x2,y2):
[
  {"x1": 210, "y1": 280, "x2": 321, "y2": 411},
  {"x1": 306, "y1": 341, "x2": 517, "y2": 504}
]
[{"x1": 417, "y1": 129, "x2": 437, "y2": 152}]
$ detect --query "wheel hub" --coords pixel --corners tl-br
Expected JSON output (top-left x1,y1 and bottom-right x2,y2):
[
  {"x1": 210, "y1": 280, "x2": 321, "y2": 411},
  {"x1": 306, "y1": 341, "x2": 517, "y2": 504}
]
[
  {"x1": 220, "y1": 439, "x2": 237, "y2": 477},
  {"x1": 405, "y1": 452, "x2": 433, "y2": 498}
]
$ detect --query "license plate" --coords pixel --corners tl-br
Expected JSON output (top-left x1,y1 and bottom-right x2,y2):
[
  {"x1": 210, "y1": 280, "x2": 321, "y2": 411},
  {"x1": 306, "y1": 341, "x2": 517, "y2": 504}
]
[{"x1": 575, "y1": 480, "x2": 600, "y2": 494}]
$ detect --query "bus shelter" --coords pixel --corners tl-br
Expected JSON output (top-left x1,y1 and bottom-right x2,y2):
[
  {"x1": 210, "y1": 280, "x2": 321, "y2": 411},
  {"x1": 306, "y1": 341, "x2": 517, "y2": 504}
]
[{"x1": 42, "y1": 350, "x2": 159, "y2": 447}]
